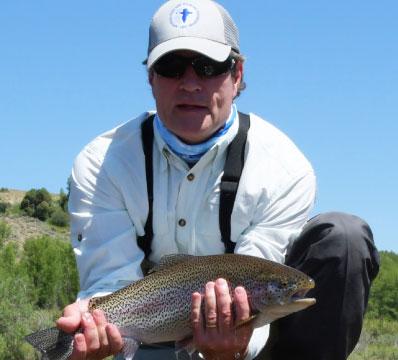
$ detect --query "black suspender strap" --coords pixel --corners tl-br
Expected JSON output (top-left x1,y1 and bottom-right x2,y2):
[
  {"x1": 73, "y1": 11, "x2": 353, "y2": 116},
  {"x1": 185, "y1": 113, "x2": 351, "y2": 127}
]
[
  {"x1": 138, "y1": 112, "x2": 250, "y2": 273},
  {"x1": 219, "y1": 112, "x2": 250, "y2": 253},
  {"x1": 137, "y1": 114, "x2": 155, "y2": 274}
]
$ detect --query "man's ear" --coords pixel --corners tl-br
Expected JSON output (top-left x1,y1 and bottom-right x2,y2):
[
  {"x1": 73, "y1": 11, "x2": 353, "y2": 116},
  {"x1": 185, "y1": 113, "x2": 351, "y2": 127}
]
[
  {"x1": 148, "y1": 69, "x2": 154, "y2": 86},
  {"x1": 233, "y1": 61, "x2": 243, "y2": 96}
]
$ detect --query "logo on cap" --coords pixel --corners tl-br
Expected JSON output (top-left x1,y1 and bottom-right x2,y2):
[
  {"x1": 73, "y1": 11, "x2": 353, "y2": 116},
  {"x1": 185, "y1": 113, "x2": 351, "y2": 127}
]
[{"x1": 170, "y1": 3, "x2": 199, "y2": 28}]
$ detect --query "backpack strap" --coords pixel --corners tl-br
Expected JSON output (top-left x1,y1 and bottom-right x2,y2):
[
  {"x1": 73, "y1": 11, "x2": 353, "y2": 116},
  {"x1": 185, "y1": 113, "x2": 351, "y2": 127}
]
[
  {"x1": 219, "y1": 112, "x2": 250, "y2": 253},
  {"x1": 137, "y1": 112, "x2": 250, "y2": 273}
]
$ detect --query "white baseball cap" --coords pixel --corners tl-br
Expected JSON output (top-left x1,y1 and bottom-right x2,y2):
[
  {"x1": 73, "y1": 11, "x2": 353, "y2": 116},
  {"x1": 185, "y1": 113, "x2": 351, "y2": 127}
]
[{"x1": 146, "y1": 0, "x2": 240, "y2": 68}]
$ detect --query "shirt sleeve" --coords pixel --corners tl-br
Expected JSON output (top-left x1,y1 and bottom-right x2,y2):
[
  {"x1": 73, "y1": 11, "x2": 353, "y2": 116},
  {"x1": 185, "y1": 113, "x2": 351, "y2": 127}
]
[
  {"x1": 69, "y1": 145, "x2": 145, "y2": 300},
  {"x1": 235, "y1": 171, "x2": 316, "y2": 264}
]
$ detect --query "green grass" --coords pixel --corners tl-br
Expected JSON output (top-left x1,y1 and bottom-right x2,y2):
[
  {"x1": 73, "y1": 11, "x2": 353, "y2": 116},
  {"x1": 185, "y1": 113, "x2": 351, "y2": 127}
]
[
  {"x1": 349, "y1": 318, "x2": 398, "y2": 360},
  {"x1": 5, "y1": 203, "x2": 23, "y2": 216}
]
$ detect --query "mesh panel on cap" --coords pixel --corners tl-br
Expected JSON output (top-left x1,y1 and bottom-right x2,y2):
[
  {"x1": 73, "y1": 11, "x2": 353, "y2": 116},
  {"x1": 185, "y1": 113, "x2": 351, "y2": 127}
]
[{"x1": 213, "y1": 2, "x2": 240, "y2": 52}]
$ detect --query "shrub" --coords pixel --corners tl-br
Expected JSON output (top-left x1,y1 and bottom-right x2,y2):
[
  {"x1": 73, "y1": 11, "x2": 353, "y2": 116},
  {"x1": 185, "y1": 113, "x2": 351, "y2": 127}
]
[
  {"x1": 49, "y1": 208, "x2": 69, "y2": 227},
  {"x1": 35, "y1": 201, "x2": 51, "y2": 221},
  {"x1": 0, "y1": 243, "x2": 36, "y2": 360},
  {"x1": 367, "y1": 251, "x2": 398, "y2": 321},
  {"x1": 22, "y1": 236, "x2": 79, "y2": 308},
  {"x1": 0, "y1": 221, "x2": 11, "y2": 246},
  {"x1": 0, "y1": 202, "x2": 9, "y2": 214},
  {"x1": 58, "y1": 188, "x2": 68, "y2": 212},
  {"x1": 6, "y1": 203, "x2": 23, "y2": 216},
  {"x1": 20, "y1": 188, "x2": 54, "y2": 221}
]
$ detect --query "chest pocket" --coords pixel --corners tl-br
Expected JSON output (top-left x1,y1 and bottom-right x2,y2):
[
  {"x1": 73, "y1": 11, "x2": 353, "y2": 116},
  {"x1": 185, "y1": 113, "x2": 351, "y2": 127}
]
[{"x1": 196, "y1": 188, "x2": 221, "y2": 237}]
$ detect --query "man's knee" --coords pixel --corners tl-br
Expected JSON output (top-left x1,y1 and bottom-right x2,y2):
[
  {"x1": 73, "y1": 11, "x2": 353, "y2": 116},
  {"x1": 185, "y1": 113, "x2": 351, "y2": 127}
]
[
  {"x1": 310, "y1": 211, "x2": 373, "y2": 243},
  {"x1": 290, "y1": 212, "x2": 379, "y2": 280}
]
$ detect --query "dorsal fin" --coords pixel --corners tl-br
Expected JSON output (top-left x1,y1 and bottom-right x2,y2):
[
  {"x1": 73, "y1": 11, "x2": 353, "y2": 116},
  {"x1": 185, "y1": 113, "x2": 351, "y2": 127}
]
[{"x1": 148, "y1": 254, "x2": 194, "y2": 274}]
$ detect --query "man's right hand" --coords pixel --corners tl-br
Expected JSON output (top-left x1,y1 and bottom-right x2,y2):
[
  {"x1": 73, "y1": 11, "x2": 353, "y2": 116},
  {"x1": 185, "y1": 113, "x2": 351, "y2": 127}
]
[{"x1": 56, "y1": 300, "x2": 124, "y2": 360}]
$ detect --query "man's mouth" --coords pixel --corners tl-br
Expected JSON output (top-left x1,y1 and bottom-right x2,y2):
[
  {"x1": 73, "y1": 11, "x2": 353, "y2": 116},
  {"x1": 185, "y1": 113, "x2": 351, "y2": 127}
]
[{"x1": 176, "y1": 104, "x2": 208, "y2": 111}]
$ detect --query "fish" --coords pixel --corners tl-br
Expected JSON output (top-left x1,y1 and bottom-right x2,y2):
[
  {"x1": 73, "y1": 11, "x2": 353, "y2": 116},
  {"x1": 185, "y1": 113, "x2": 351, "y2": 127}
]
[{"x1": 25, "y1": 253, "x2": 316, "y2": 360}]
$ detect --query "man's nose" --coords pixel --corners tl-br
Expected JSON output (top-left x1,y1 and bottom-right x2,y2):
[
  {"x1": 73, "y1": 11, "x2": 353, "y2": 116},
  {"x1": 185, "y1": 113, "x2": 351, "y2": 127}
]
[{"x1": 179, "y1": 65, "x2": 202, "y2": 92}]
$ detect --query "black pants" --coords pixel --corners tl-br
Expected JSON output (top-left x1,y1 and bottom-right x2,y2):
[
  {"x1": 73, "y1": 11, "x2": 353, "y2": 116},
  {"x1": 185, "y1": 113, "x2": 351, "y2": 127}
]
[{"x1": 257, "y1": 212, "x2": 380, "y2": 360}]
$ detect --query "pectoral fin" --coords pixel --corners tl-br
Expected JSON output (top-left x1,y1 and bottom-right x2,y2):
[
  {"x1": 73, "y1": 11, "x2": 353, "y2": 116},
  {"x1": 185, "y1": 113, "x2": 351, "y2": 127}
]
[
  {"x1": 175, "y1": 336, "x2": 196, "y2": 358},
  {"x1": 121, "y1": 337, "x2": 140, "y2": 360}
]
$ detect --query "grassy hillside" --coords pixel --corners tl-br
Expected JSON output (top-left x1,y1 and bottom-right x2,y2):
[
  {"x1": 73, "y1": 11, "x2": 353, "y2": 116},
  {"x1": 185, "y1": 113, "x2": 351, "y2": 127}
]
[
  {"x1": 0, "y1": 188, "x2": 26, "y2": 204},
  {"x1": 0, "y1": 188, "x2": 69, "y2": 247}
]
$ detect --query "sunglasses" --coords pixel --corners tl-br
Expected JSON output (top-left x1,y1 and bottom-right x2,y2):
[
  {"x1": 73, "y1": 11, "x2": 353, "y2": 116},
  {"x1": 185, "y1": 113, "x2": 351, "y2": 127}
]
[{"x1": 152, "y1": 53, "x2": 236, "y2": 79}]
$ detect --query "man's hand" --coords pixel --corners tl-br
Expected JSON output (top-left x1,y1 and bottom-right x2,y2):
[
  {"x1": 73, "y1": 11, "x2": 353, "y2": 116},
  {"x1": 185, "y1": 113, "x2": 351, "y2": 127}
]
[
  {"x1": 56, "y1": 300, "x2": 123, "y2": 360},
  {"x1": 191, "y1": 278, "x2": 253, "y2": 360}
]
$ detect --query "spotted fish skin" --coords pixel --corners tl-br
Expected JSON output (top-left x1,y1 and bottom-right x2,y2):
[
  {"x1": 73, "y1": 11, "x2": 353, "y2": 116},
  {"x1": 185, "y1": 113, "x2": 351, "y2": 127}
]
[
  {"x1": 26, "y1": 254, "x2": 315, "y2": 359},
  {"x1": 89, "y1": 254, "x2": 314, "y2": 342}
]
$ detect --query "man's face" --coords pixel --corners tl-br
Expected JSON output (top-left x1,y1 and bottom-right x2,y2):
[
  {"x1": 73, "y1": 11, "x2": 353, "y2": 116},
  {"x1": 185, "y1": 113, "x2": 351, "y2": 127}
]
[{"x1": 149, "y1": 51, "x2": 243, "y2": 144}]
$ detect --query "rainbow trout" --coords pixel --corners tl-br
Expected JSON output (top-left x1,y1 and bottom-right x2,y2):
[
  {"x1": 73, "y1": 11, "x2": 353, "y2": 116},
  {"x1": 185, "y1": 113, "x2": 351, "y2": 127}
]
[{"x1": 25, "y1": 254, "x2": 316, "y2": 359}]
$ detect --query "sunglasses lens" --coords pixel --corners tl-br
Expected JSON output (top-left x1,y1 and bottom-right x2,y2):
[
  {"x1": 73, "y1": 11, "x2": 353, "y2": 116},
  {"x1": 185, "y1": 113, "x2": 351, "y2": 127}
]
[
  {"x1": 193, "y1": 57, "x2": 234, "y2": 77},
  {"x1": 153, "y1": 54, "x2": 186, "y2": 78},
  {"x1": 153, "y1": 54, "x2": 235, "y2": 79}
]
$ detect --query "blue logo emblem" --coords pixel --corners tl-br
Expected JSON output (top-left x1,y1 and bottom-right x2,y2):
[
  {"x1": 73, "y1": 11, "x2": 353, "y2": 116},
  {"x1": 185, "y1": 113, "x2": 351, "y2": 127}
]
[
  {"x1": 180, "y1": 8, "x2": 192, "y2": 23},
  {"x1": 170, "y1": 3, "x2": 199, "y2": 28}
]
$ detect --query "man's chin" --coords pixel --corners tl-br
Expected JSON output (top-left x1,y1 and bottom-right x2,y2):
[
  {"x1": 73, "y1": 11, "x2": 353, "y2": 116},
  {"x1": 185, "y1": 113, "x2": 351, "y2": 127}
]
[{"x1": 174, "y1": 126, "x2": 213, "y2": 144}]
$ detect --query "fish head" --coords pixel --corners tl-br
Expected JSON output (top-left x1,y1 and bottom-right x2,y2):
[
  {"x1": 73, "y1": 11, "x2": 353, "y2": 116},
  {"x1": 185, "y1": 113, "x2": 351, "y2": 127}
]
[{"x1": 249, "y1": 264, "x2": 316, "y2": 323}]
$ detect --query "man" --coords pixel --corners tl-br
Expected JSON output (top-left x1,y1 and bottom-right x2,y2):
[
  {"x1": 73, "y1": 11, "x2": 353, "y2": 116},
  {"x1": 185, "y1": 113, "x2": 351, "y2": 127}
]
[{"x1": 57, "y1": 1, "x2": 380, "y2": 359}]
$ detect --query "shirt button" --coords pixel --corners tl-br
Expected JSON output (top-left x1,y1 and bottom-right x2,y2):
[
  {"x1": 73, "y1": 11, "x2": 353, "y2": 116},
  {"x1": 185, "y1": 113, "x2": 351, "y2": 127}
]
[
  {"x1": 178, "y1": 219, "x2": 186, "y2": 227},
  {"x1": 187, "y1": 173, "x2": 195, "y2": 181}
]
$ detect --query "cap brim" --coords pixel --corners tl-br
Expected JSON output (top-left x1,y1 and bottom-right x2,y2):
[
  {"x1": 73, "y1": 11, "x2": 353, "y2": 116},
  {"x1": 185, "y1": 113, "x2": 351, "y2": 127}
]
[{"x1": 146, "y1": 37, "x2": 231, "y2": 68}]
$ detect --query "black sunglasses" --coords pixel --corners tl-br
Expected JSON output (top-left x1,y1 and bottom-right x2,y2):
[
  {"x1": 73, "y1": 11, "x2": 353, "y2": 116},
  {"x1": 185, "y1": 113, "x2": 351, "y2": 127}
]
[{"x1": 152, "y1": 53, "x2": 236, "y2": 79}]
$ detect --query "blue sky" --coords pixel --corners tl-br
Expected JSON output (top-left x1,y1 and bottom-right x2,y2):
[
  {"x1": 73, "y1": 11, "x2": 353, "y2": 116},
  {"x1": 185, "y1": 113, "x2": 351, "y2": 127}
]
[{"x1": 0, "y1": 1, "x2": 397, "y2": 252}]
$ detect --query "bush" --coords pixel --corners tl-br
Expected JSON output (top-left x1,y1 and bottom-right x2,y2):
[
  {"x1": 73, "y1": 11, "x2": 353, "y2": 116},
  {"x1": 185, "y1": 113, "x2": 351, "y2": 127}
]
[
  {"x1": 0, "y1": 221, "x2": 11, "y2": 246},
  {"x1": 367, "y1": 251, "x2": 398, "y2": 321},
  {"x1": 20, "y1": 188, "x2": 54, "y2": 221},
  {"x1": 0, "y1": 234, "x2": 78, "y2": 359},
  {"x1": 58, "y1": 188, "x2": 68, "y2": 212},
  {"x1": 49, "y1": 208, "x2": 69, "y2": 227},
  {"x1": 0, "y1": 202, "x2": 9, "y2": 214},
  {"x1": 0, "y1": 243, "x2": 37, "y2": 360},
  {"x1": 22, "y1": 236, "x2": 79, "y2": 308},
  {"x1": 35, "y1": 201, "x2": 51, "y2": 221}
]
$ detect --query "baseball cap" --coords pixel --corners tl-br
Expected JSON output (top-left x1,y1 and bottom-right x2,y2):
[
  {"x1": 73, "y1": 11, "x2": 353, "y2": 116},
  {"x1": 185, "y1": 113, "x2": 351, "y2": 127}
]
[{"x1": 146, "y1": 0, "x2": 240, "y2": 69}]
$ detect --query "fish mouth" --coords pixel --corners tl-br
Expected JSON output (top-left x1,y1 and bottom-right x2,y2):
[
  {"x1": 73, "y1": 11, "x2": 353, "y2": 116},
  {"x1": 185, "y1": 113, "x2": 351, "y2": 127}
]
[
  {"x1": 290, "y1": 277, "x2": 315, "y2": 303},
  {"x1": 291, "y1": 289, "x2": 311, "y2": 301},
  {"x1": 290, "y1": 297, "x2": 317, "y2": 310},
  {"x1": 291, "y1": 290, "x2": 316, "y2": 308},
  {"x1": 284, "y1": 285, "x2": 316, "y2": 313}
]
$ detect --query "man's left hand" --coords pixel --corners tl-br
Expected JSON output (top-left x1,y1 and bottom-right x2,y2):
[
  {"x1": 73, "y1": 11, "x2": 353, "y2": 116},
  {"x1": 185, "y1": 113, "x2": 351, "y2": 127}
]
[{"x1": 191, "y1": 278, "x2": 253, "y2": 359}]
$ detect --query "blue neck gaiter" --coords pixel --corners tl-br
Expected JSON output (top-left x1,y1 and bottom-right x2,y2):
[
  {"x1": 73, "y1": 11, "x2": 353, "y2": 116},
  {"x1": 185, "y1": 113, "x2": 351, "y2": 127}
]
[{"x1": 155, "y1": 104, "x2": 237, "y2": 164}]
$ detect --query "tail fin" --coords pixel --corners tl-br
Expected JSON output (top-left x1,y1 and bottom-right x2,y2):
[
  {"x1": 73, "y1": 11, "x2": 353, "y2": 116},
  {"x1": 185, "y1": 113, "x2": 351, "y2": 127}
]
[{"x1": 25, "y1": 327, "x2": 74, "y2": 360}]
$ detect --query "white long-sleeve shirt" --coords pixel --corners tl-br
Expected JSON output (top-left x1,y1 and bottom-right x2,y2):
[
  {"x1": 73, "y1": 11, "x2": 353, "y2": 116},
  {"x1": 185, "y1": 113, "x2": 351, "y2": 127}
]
[{"x1": 68, "y1": 110, "x2": 316, "y2": 358}]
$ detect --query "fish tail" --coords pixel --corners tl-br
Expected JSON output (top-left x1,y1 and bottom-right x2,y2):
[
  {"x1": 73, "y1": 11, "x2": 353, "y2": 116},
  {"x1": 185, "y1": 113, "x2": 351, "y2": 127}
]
[{"x1": 25, "y1": 327, "x2": 74, "y2": 360}]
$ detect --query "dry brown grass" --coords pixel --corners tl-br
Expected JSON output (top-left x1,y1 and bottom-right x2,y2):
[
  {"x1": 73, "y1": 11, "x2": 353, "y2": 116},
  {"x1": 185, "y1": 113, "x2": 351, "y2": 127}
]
[
  {"x1": 0, "y1": 188, "x2": 26, "y2": 205},
  {"x1": 0, "y1": 189, "x2": 69, "y2": 247}
]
